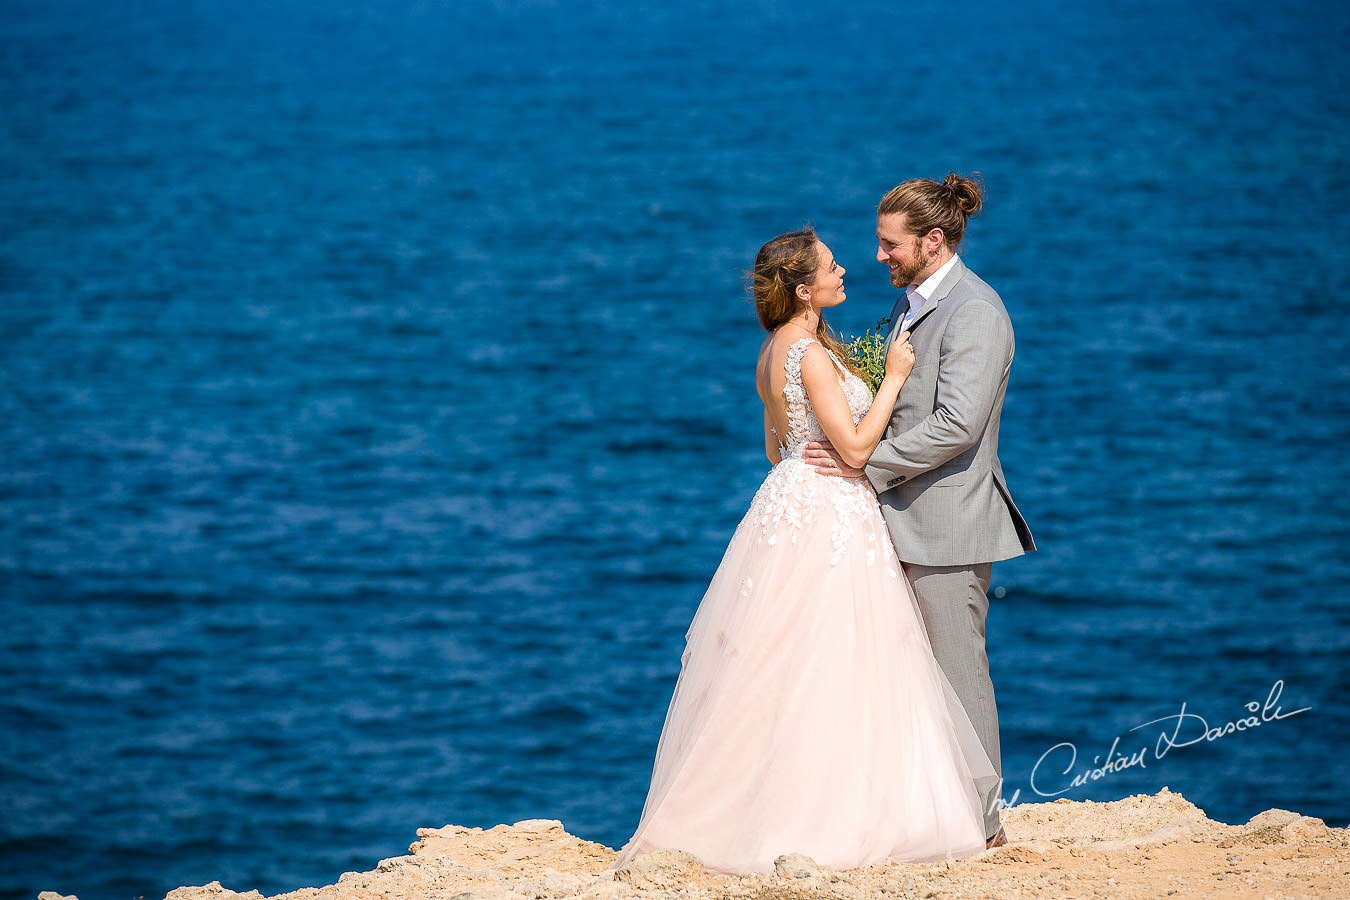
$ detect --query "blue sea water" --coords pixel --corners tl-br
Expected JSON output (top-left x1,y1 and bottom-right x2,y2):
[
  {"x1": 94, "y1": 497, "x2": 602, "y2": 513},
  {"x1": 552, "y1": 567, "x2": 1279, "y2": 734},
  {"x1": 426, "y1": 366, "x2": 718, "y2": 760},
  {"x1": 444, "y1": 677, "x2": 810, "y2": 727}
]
[{"x1": 2, "y1": 0, "x2": 1349, "y2": 897}]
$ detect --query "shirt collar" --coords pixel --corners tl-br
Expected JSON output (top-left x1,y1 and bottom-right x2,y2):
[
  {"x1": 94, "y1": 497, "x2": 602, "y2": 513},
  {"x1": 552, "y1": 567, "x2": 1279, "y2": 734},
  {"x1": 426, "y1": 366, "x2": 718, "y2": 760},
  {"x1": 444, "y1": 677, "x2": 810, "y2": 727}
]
[{"x1": 909, "y1": 253, "x2": 961, "y2": 305}]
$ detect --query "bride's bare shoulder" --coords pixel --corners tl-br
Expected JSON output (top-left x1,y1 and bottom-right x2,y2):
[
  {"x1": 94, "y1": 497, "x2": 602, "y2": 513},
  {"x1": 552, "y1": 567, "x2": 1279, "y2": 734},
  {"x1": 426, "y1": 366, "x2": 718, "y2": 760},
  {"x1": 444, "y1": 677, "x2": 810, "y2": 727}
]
[
  {"x1": 763, "y1": 328, "x2": 817, "y2": 356},
  {"x1": 758, "y1": 331, "x2": 789, "y2": 364}
]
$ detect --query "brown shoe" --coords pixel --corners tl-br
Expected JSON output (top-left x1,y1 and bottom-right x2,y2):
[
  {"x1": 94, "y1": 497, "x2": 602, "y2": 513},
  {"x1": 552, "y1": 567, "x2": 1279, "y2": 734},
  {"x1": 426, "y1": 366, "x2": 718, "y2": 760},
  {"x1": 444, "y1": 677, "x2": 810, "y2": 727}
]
[{"x1": 986, "y1": 827, "x2": 1007, "y2": 849}]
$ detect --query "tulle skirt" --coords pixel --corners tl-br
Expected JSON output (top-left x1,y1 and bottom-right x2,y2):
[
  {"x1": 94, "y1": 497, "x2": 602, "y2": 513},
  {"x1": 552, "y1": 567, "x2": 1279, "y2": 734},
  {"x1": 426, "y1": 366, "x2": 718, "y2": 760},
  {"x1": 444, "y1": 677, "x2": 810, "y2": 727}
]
[{"x1": 613, "y1": 456, "x2": 999, "y2": 874}]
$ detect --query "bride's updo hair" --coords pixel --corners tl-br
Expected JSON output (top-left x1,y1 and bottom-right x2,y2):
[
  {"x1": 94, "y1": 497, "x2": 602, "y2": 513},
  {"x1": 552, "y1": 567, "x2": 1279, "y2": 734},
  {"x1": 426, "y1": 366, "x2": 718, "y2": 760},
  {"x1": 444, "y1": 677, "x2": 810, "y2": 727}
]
[
  {"x1": 877, "y1": 171, "x2": 985, "y2": 250},
  {"x1": 752, "y1": 227, "x2": 819, "y2": 332},
  {"x1": 750, "y1": 227, "x2": 863, "y2": 379}
]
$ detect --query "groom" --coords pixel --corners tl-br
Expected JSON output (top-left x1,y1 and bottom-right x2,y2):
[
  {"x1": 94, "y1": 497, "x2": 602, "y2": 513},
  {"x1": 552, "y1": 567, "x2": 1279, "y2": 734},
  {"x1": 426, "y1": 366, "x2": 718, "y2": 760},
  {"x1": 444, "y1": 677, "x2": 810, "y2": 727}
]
[{"x1": 806, "y1": 173, "x2": 1035, "y2": 847}]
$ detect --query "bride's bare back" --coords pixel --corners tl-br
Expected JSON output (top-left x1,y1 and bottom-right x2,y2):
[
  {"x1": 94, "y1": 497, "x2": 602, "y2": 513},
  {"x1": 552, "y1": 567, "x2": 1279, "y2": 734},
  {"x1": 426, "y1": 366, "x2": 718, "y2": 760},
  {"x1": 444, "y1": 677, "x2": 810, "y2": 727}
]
[
  {"x1": 756, "y1": 325, "x2": 915, "y2": 469},
  {"x1": 757, "y1": 328, "x2": 844, "y2": 462}
]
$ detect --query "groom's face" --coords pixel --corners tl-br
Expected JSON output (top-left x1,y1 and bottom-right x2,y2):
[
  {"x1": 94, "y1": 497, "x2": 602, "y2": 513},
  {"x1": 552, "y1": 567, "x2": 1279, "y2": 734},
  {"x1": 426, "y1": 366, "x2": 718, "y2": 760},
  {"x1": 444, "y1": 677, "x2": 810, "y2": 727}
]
[{"x1": 876, "y1": 213, "x2": 935, "y2": 289}]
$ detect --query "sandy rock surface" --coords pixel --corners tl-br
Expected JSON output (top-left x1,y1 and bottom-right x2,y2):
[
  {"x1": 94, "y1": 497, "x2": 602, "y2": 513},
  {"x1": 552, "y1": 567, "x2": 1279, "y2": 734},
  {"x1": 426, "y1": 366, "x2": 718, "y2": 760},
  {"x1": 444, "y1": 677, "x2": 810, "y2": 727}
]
[{"x1": 144, "y1": 789, "x2": 1346, "y2": 900}]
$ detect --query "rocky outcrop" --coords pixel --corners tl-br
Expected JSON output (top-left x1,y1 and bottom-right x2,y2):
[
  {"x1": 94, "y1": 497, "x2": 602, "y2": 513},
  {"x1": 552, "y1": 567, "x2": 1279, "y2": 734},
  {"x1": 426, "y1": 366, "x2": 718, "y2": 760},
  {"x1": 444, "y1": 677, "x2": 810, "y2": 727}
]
[{"x1": 51, "y1": 789, "x2": 1346, "y2": 900}]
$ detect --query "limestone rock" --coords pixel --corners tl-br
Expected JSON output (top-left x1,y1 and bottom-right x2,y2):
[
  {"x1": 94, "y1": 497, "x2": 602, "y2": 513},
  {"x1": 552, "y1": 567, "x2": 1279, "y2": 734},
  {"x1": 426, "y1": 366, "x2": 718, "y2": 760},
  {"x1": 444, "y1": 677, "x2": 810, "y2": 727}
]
[
  {"x1": 163, "y1": 882, "x2": 263, "y2": 900},
  {"x1": 774, "y1": 852, "x2": 821, "y2": 879},
  {"x1": 1246, "y1": 808, "x2": 1304, "y2": 829},
  {"x1": 512, "y1": 819, "x2": 566, "y2": 833},
  {"x1": 158, "y1": 791, "x2": 1350, "y2": 900},
  {"x1": 376, "y1": 855, "x2": 421, "y2": 872},
  {"x1": 38, "y1": 893, "x2": 78, "y2": 900},
  {"x1": 1280, "y1": 815, "x2": 1330, "y2": 842},
  {"x1": 1144, "y1": 816, "x2": 1207, "y2": 844},
  {"x1": 575, "y1": 879, "x2": 637, "y2": 900},
  {"x1": 612, "y1": 848, "x2": 707, "y2": 891},
  {"x1": 512, "y1": 872, "x2": 582, "y2": 898}
]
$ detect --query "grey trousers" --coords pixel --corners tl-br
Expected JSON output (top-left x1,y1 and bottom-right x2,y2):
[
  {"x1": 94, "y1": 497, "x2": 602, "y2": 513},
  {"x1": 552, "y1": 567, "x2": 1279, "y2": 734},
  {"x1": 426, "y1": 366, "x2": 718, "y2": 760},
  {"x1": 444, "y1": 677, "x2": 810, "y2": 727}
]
[{"x1": 902, "y1": 561, "x2": 1003, "y2": 839}]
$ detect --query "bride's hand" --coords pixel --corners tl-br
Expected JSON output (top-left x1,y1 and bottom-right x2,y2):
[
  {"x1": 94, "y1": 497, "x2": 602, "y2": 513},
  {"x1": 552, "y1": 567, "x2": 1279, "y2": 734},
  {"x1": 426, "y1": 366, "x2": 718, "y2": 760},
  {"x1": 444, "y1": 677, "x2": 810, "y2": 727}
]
[{"x1": 885, "y1": 331, "x2": 916, "y2": 380}]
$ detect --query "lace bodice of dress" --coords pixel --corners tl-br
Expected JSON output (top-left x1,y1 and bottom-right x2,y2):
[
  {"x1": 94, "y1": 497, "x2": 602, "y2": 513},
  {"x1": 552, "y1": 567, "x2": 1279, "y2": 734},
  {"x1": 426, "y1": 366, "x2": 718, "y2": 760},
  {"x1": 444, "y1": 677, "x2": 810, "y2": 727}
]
[
  {"x1": 777, "y1": 338, "x2": 874, "y2": 458},
  {"x1": 747, "y1": 337, "x2": 886, "y2": 567}
]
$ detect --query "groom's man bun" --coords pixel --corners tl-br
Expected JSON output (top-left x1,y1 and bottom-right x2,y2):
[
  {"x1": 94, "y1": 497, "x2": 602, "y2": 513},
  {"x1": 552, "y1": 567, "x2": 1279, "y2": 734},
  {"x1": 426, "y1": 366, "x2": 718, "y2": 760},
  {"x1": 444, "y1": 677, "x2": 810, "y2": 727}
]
[{"x1": 878, "y1": 172, "x2": 985, "y2": 250}]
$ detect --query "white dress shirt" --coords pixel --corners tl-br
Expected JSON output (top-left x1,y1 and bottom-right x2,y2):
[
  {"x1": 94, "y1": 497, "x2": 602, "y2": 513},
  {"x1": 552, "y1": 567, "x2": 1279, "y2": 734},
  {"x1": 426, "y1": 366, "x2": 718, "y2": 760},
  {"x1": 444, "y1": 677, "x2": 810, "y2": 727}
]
[{"x1": 900, "y1": 253, "x2": 961, "y2": 331}]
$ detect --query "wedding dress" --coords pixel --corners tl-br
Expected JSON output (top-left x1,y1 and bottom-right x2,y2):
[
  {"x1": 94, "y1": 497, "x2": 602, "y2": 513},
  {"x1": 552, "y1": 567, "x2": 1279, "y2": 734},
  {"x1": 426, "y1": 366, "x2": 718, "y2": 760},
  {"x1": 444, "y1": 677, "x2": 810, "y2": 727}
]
[{"x1": 613, "y1": 337, "x2": 1000, "y2": 874}]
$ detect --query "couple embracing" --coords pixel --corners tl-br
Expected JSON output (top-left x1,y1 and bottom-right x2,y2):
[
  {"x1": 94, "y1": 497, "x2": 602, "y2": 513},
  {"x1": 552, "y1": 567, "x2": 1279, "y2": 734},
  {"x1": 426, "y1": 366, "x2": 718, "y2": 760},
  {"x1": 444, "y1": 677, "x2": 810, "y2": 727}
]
[{"x1": 614, "y1": 173, "x2": 1036, "y2": 873}]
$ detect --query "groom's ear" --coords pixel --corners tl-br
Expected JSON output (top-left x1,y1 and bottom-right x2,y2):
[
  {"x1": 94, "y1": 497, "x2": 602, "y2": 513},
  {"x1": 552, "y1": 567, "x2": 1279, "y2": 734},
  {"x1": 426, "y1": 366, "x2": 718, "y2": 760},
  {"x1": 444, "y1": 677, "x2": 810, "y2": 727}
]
[{"x1": 925, "y1": 228, "x2": 945, "y2": 251}]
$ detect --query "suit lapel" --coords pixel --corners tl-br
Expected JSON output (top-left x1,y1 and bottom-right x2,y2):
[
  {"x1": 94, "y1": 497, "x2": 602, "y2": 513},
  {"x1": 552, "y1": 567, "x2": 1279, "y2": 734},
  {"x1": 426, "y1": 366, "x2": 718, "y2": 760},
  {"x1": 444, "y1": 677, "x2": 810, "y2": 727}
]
[
  {"x1": 902, "y1": 300, "x2": 939, "y2": 335},
  {"x1": 883, "y1": 294, "x2": 909, "y2": 351},
  {"x1": 927, "y1": 256, "x2": 968, "y2": 307}
]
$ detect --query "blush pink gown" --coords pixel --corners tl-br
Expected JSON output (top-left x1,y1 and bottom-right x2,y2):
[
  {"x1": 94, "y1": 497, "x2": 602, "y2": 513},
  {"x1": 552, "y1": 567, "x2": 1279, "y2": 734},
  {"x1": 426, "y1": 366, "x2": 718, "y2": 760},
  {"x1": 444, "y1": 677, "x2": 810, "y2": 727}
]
[{"x1": 613, "y1": 338, "x2": 999, "y2": 874}]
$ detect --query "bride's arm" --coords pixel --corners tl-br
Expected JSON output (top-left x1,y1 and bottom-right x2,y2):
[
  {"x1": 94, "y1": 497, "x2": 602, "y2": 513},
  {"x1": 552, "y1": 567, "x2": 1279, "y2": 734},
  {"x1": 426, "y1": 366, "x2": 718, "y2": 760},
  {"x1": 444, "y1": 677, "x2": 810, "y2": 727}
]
[{"x1": 799, "y1": 339, "x2": 912, "y2": 469}]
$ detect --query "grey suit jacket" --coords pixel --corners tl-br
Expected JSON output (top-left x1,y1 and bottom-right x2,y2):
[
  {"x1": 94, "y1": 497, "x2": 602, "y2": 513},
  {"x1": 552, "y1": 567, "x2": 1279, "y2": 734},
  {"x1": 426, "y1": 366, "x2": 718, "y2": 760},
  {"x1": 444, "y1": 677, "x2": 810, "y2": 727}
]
[{"x1": 864, "y1": 257, "x2": 1036, "y2": 566}]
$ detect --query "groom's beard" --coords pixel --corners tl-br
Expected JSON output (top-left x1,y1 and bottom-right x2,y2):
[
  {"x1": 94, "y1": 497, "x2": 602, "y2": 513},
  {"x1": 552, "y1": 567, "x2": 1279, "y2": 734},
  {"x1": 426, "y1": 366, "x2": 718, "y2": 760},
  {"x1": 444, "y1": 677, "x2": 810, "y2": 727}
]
[{"x1": 889, "y1": 245, "x2": 937, "y2": 289}]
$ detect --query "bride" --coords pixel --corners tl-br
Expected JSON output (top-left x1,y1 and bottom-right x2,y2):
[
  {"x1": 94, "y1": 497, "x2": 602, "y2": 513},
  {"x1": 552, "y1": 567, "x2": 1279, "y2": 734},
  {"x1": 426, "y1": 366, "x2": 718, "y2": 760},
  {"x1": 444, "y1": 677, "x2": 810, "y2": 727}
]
[{"x1": 613, "y1": 227, "x2": 1000, "y2": 874}]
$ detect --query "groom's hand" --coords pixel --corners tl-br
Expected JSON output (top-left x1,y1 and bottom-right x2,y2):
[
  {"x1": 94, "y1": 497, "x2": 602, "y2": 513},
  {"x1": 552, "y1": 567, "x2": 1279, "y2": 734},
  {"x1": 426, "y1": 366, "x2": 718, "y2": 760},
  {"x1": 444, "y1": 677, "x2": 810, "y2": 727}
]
[{"x1": 804, "y1": 440, "x2": 864, "y2": 478}]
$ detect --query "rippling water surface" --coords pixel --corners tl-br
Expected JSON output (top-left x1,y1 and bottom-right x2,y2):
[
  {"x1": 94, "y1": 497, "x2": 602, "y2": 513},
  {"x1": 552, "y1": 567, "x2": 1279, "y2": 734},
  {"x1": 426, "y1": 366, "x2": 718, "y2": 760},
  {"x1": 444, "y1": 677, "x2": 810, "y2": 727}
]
[{"x1": 2, "y1": 1, "x2": 1349, "y2": 897}]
